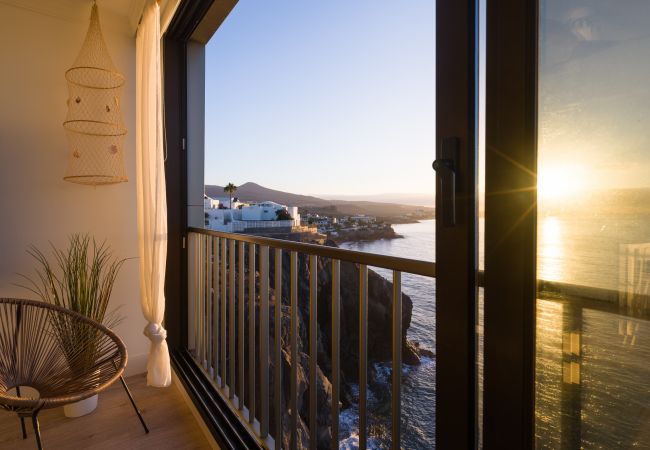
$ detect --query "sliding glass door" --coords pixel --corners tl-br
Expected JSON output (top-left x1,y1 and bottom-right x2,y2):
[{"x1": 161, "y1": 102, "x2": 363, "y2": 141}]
[
  {"x1": 436, "y1": 0, "x2": 480, "y2": 448},
  {"x1": 535, "y1": 1, "x2": 650, "y2": 447}
]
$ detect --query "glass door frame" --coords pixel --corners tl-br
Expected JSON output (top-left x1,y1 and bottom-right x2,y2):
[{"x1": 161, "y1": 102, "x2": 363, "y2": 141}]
[
  {"x1": 162, "y1": 0, "x2": 542, "y2": 448},
  {"x1": 484, "y1": 0, "x2": 538, "y2": 449},
  {"x1": 435, "y1": 0, "x2": 479, "y2": 448}
]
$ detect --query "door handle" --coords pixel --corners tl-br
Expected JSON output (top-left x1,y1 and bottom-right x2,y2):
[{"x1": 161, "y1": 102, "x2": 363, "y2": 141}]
[{"x1": 432, "y1": 137, "x2": 459, "y2": 226}]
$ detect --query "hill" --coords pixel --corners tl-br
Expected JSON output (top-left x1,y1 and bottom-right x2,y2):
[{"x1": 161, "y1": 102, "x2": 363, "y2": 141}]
[
  {"x1": 205, "y1": 182, "x2": 330, "y2": 207},
  {"x1": 320, "y1": 192, "x2": 435, "y2": 208},
  {"x1": 205, "y1": 182, "x2": 434, "y2": 222}
]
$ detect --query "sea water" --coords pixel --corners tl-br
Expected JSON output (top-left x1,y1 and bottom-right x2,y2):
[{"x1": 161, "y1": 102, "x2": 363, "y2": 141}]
[{"x1": 340, "y1": 219, "x2": 439, "y2": 449}]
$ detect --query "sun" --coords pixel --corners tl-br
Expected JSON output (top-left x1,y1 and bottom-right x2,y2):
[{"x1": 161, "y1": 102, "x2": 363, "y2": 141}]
[{"x1": 537, "y1": 165, "x2": 587, "y2": 200}]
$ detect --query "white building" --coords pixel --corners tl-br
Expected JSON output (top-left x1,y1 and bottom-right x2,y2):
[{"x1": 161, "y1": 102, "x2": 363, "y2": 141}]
[
  {"x1": 351, "y1": 215, "x2": 376, "y2": 223},
  {"x1": 204, "y1": 207, "x2": 240, "y2": 229},
  {"x1": 204, "y1": 194, "x2": 220, "y2": 209},
  {"x1": 204, "y1": 194, "x2": 247, "y2": 210},
  {"x1": 204, "y1": 198, "x2": 300, "y2": 233}
]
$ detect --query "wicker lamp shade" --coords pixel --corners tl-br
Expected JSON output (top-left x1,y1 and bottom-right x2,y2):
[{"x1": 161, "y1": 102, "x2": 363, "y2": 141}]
[{"x1": 63, "y1": 3, "x2": 127, "y2": 185}]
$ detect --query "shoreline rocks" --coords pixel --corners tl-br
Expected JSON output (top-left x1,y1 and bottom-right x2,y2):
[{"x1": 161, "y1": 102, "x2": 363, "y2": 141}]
[{"x1": 331, "y1": 226, "x2": 402, "y2": 245}]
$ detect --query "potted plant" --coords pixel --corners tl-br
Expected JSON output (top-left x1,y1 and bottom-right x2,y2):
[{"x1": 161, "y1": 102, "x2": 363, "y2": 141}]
[{"x1": 18, "y1": 234, "x2": 125, "y2": 417}]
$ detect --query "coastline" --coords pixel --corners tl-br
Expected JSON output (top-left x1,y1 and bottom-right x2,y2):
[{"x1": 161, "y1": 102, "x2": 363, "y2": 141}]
[
  {"x1": 382, "y1": 216, "x2": 432, "y2": 225},
  {"x1": 330, "y1": 224, "x2": 405, "y2": 244}
]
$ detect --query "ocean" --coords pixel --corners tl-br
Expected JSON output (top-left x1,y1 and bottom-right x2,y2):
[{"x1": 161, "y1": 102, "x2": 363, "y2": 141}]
[
  {"x1": 338, "y1": 210, "x2": 650, "y2": 449},
  {"x1": 339, "y1": 219, "x2": 439, "y2": 449}
]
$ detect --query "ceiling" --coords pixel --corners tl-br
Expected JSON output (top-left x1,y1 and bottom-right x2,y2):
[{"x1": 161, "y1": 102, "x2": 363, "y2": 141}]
[
  {"x1": 94, "y1": 0, "x2": 138, "y2": 17},
  {"x1": 0, "y1": 0, "x2": 146, "y2": 34},
  {"x1": 1, "y1": 0, "x2": 179, "y2": 35},
  {"x1": 72, "y1": 0, "x2": 145, "y2": 31}
]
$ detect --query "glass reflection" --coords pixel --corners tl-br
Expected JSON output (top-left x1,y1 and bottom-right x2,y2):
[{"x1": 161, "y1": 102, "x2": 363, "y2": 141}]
[
  {"x1": 538, "y1": 216, "x2": 565, "y2": 282},
  {"x1": 537, "y1": 0, "x2": 650, "y2": 447}
]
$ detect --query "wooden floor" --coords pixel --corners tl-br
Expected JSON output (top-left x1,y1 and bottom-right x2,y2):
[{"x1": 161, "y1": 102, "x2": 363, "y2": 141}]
[{"x1": 0, "y1": 374, "x2": 212, "y2": 450}]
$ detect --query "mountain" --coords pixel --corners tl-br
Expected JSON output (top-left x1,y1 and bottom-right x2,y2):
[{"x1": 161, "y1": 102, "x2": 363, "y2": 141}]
[
  {"x1": 204, "y1": 182, "x2": 434, "y2": 221},
  {"x1": 320, "y1": 192, "x2": 435, "y2": 208},
  {"x1": 205, "y1": 182, "x2": 330, "y2": 207}
]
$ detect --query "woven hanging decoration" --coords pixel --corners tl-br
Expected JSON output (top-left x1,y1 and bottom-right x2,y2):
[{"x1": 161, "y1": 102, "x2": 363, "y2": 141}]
[{"x1": 63, "y1": 3, "x2": 127, "y2": 185}]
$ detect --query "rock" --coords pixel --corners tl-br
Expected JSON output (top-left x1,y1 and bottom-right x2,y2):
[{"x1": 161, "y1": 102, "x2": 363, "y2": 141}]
[
  {"x1": 242, "y1": 238, "x2": 419, "y2": 448},
  {"x1": 303, "y1": 362, "x2": 333, "y2": 449},
  {"x1": 403, "y1": 340, "x2": 421, "y2": 365},
  {"x1": 413, "y1": 341, "x2": 434, "y2": 359},
  {"x1": 331, "y1": 226, "x2": 402, "y2": 244}
]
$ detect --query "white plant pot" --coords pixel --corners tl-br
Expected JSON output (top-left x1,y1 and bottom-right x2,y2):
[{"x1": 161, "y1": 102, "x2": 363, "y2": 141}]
[{"x1": 63, "y1": 394, "x2": 98, "y2": 418}]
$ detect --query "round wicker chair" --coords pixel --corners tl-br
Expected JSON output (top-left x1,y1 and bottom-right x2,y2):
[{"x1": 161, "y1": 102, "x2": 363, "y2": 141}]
[{"x1": 0, "y1": 298, "x2": 148, "y2": 449}]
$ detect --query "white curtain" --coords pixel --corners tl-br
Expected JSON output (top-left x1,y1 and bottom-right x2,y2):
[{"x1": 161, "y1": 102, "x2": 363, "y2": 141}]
[{"x1": 136, "y1": 1, "x2": 171, "y2": 388}]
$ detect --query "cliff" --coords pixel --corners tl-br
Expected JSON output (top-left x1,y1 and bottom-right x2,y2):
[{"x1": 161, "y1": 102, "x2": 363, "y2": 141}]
[{"x1": 244, "y1": 239, "x2": 427, "y2": 449}]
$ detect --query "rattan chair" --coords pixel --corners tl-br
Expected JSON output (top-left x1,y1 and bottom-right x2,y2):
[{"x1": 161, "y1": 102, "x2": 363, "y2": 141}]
[{"x1": 0, "y1": 298, "x2": 148, "y2": 449}]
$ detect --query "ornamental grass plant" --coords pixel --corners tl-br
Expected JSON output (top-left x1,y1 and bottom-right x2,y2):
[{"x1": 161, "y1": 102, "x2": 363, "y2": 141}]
[{"x1": 18, "y1": 234, "x2": 125, "y2": 373}]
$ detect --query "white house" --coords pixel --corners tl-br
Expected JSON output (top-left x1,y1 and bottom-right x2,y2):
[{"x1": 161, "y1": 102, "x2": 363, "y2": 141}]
[
  {"x1": 204, "y1": 194, "x2": 220, "y2": 209},
  {"x1": 242, "y1": 202, "x2": 299, "y2": 222},
  {"x1": 204, "y1": 207, "x2": 242, "y2": 229},
  {"x1": 204, "y1": 194, "x2": 245, "y2": 210},
  {"x1": 204, "y1": 199, "x2": 300, "y2": 232}
]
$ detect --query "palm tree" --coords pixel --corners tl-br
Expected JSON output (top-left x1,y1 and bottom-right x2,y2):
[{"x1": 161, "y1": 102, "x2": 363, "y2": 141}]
[{"x1": 224, "y1": 182, "x2": 237, "y2": 209}]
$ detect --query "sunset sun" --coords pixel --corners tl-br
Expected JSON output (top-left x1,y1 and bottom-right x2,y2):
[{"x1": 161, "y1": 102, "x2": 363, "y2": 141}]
[{"x1": 537, "y1": 165, "x2": 587, "y2": 200}]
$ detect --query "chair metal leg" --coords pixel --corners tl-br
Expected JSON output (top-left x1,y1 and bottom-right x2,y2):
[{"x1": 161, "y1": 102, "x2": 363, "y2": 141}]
[
  {"x1": 16, "y1": 386, "x2": 27, "y2": 439},
  {"x1": 31, "y1": 411, "x2": 42, "y2": 450},
  {"x1": 20, "y1": 415, "x2": 27, "y2": 439},
  {"x1": 118, "y1": 375, "x2": 149, "y2": 434}
]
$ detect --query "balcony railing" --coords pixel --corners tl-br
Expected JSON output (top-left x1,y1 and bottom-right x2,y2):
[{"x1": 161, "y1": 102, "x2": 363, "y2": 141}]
[
  {"x1": 186, "y1": 227, "x2": 649, "y2": 450},
  {"x1": 187, "y1": 227, "x2": 435, "y2": 449}
]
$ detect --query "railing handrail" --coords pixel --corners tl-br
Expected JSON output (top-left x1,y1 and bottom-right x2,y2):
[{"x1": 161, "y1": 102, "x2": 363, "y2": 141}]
[
  {"x1": 189, "y1": 227, "x2": 638, "y2": 306},
  {"x1": 189, "y1": 226, "x2": 436, "y2": 278}
]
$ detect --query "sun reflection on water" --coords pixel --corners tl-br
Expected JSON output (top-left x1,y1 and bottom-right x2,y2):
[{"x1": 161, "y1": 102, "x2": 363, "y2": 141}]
[{"x1": 538, "y1": 216, "x2": 565, "y2": 282}]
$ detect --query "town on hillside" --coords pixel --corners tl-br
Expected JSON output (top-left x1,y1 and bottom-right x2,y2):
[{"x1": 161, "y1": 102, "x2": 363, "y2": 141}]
[
  {"x1": 204, "y1": 193, "x2": 416, "y2": 244},
  {"x1": 203, "y1": 182, "x2": 434, "y2": 243}
]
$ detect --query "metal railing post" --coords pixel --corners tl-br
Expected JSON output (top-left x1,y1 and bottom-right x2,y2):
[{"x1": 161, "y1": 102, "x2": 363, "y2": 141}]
[
  {"x1": 290, "y1": 251, "x2": 298, "y2": 450},
  {"x1": 359, "y1": 264, "x2": 368, "y2": 450},
  {"x1": 331, "y1": 259, "x2": 341, "y2": 450},
  {"x1": 274, "y1": 248, "x2": 283, "y2": 446},
  {"x1": 238, "y1": 241, "x2": 246, "y2": 409},
  {"x1": 229, "y1": 239, "x2": 236, "y2": 398},
  {"x1": 248, "y1": 243, "x2": 257, "y2": 423},
  {"x1": 392, "y1": 271, "x2": 402, "y2": 450},
  {"x1": 309, "y1": 255, "x2": 318, "y2": 450},
  {"x1": 221, "y1": 238, "x2": 227, "y2": 388},
  {"x1": 260, "y1": 245, "x2": 270, "y2": 438}
]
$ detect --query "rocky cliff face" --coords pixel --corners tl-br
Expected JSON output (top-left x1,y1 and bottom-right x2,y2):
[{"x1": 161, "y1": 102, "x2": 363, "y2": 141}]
[{"x1": 243, "y1": 239, "x2": 426, "y2": 449}]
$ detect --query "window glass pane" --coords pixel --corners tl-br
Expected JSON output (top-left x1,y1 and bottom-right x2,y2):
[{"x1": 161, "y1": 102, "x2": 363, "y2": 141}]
[
  {"x1": 204, "y1": 2, "x2": 437, "y2": 448},
  {"x1": 536, "y1": 1, "x2": 650, "y2": 447}
]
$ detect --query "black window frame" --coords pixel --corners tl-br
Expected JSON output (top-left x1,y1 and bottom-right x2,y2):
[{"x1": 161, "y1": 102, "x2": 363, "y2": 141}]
[
  {"x1": 162, "y1": 1, "x2": 541, "y2": 449},
  {"x1": 163, "y1": 1, "x2": 260, "y2": 448},
  {"x1": 483, "y1": 0, "x2": 538, "y2": 448}
]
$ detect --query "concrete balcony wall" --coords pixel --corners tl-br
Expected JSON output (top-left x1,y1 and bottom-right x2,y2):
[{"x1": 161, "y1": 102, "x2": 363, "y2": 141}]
[{"x1": 0, "y1": 2, "x2": 148, "y2": 375}]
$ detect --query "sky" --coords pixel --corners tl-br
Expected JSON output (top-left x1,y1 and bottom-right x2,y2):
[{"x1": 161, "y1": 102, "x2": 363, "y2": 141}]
[
  {"x1": 537, "y1": 0, "x2": 650, "y2": 199},
  {"x1": 205, "y1": 1, "x2": 650, "y2": 203},
  {"x1": 204, "y1": 1, "x2": 436, "y2": 197}
]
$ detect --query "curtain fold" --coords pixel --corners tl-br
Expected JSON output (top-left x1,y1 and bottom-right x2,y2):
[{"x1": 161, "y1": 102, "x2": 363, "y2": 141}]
[{"x1": 136, "y1": 1, "x2": 171, "y2": 388}]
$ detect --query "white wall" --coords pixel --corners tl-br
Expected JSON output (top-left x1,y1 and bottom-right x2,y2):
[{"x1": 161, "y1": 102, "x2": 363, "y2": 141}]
[{"x1": 0, "y1": 3, "x2": 148, "y2": 375}]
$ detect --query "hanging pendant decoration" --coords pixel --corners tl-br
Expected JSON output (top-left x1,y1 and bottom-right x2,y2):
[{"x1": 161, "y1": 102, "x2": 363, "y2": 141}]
[{"x1": 63, "y1": 3, "x2": 127, "y2": 185}]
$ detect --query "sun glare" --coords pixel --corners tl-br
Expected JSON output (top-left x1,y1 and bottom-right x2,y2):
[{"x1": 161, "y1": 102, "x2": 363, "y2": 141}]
[{"x1": 537, "y1": 165, "x2": 587, "y2": 200}]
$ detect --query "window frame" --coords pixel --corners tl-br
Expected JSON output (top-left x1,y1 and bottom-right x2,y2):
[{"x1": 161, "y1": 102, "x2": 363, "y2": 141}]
[
  {"x1": 483, "y1": 0, "x2": 538, "y2": 448},
  {"x1": 162, "y1": 0, "x2": 542, "y2": 448},
  {"x1": 163, "y1": 1, "x2": 261, "y2": 448}
]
